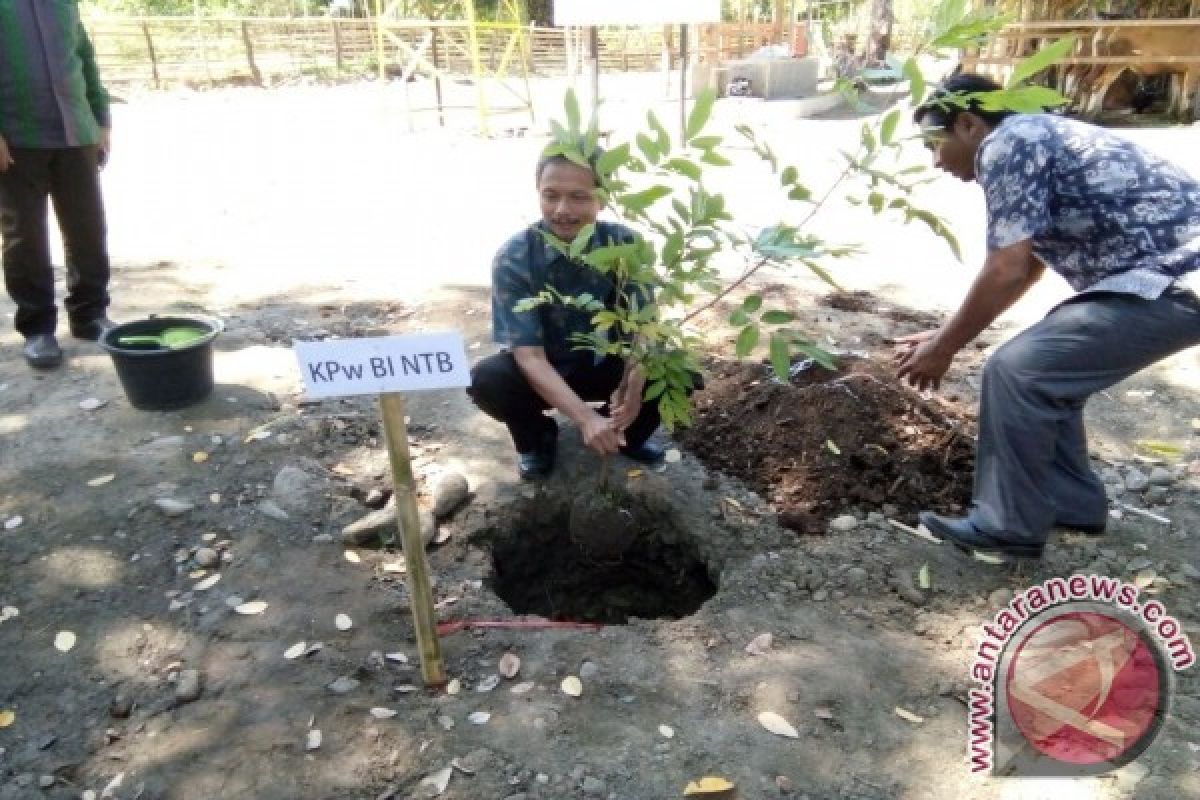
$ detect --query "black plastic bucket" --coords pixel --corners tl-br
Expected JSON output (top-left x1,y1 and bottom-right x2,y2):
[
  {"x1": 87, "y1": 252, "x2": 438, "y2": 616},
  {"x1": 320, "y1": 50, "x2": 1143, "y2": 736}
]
[{"x1": 100, "y1": 316, "x2": 223, "y2": 411}]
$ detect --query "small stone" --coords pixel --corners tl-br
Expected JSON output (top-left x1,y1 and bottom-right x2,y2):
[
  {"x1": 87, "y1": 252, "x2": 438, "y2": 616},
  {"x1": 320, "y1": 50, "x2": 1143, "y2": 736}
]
[
  {"x1": 258, "y1": 500, "x2": 290, "y2": 521},
  {"x1": 194, "y1": 547, "x2": 219, "y2": 568},
  {"x1": 109, "y1": 692, "x2": 133, "y2": 718},
  {"x1": 579, "y1": 661, "x2": 599, "y2": 679},
  {"x1": 155, "y1": 498, "x2": 194, "y2": 517},
  {"x1": 38, "y1": 775, "x2": 55, "y2": 788},
  {"x1": 79, "y1": 397, "x2": 107, "y2": 411},
  {"x1": 175, "y1": 669, "x2": 202, "y2": 703},
  {"x1": 1100, "y1": 467, "x2": 1123, "y2": 484},
  {"x1": 829, "y1": 514, "x2": 858, "y2": 532},
  {"x1": 1181, "y1": 563, "x2": 1200, "y2": 581},
  {"x1": 1148, "y1": 467, "x2": 1175, "y2": 486},
  {"x1": 327, "y1": 676, "x2": 360, "y2": 694},
  {"x1": 865, "y1": 512, "x2": 887, "y2": 529},
  {"x1": 843, "y1": 567, "x2": 869, "y2": 588},
  {"x1": 364, "y1": 488, "x2": 386, "y2": 508},
  {"x1": 1125, "y1": 468, "x2": 1149, "y2": 492},
  {"x1": 775, "y1": 775, "x2": 794, "y2": 794},
  {"x1": 1128, "y1": 556, "x2": 1154, "y2": 572},
  {"x1": 1144, "y1": 486, "x2": 1169, "y2": 505},
  {"x1": 893, "y1": 575, "x2": 926, "y2": 607},
  {"x1": 581, "y1": 777, "x2": 606, "y2": 795},
  {"x1": 431, "y1": 472, "x2": 469, "y2": 518},
  {"x1": 15, "y1": 774, "x2": 33, "y2": 788},
  {"x1": 988, "y1": 588, "x2": 1014, "y2": 608},
  {"x1": 342, "y1": 499, "x2": 434, "y2": 549},
  {"x1": 812, "y1": 589, "x2": 828, "y2": 602},
  {"x1": 438, "y1": 715, "x2": 454, "y2": 730}
]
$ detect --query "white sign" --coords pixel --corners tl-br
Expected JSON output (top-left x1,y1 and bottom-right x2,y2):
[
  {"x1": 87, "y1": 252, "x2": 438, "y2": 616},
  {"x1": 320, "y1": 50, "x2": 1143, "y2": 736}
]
[
  {"x1": 554, "y1": 0, "x2": 721, "y2": 26},
  {"x1": 294, "y1": 332, "x2": 470, "y2": 399}
]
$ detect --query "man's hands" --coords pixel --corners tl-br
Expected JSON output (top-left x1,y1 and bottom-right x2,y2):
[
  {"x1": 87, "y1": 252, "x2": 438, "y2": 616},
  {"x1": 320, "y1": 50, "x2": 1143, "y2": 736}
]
[
  {"x1": 579, "y1": 410, "x2": 626, "y2": 455},
  {"x1": 894, "y1": 329, "x2": 957, "y2": 391},
  {"x1": 97, "y1": 128, "x2": 111, "y2": 169},
  {"x1": 0, "y1": 136, "x2": 13, "y2": 172}
]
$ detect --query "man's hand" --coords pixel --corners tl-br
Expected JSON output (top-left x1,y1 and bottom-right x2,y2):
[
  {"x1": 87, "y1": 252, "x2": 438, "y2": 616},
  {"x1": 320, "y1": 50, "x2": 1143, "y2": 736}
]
[
  {"x1": 97, "y1": 128, "x2": 111, "y2": 169},
  {"x1": 609, "y1": 368, "x2": 646, "y2": 433},
  {"x1": 0, "y1": 136, "x2": 13, "y2": 172},
  {"x1": 579, "y1": 409, "x2": 625, "y2": 456},
  {"x1": 894, "y1": 330, "x2": 956, "y2": 391}
]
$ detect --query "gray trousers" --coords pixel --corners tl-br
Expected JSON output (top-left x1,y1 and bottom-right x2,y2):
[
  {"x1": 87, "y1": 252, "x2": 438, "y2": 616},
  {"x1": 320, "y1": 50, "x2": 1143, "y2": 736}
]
[{"x1": 972, "y1": 286, "x2": 1200, "y2": 543}]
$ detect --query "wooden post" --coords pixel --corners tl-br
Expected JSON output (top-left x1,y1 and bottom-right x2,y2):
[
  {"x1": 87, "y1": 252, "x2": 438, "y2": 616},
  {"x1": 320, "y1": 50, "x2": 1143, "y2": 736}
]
[
  {"x1": 679, "y1": 23, "x2": 689, "y2": 142},
  {"x1": 331, "y1": 17, "x2": 344, "y2": 75},
  {"x1": 241, "y1": 21, "x2": 263, "y2": 86},
  {"x1": 431, "y1": 27, "x2": 446, "y2": 127},
  {"x1": 141, "y1": 22, "x2": 161, "y2": 89},
  {"x1": 378, "y1": 393, "x2": 446, "y2": 688},
  {"x1": 587, "y1": 26, "x2": 600, "y2": 126}
]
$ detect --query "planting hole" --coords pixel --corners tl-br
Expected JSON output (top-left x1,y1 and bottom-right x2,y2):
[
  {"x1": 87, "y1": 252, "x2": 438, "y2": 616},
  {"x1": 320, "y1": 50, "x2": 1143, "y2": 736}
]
[{"x1": 488, "y1": 498, "x2": 716, "y2": 625}]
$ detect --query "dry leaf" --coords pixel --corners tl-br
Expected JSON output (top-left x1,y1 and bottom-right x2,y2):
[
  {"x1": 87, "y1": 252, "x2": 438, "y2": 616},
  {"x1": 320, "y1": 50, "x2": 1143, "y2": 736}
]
[
  {"x1": 476, "y1": 675, "x2": 500, "y2": 693},
  {"x1": 370, "y1": 707, "x2": 398, "y2": 719},
  {"x1": 814, "y1": 706, "x2": 834, "y2": 720},
  {"x1": 382, "y1": 560, "x2": 406, "y2": 574},
  {"x1": 510, "y1": 681, "x2": 535, "y2": 695},
  {"x1": 284, "y1": 642, "x2": 307, "y2": 660},
  {"x1": 561, "y1": 675, "x2": 583, "y2": 697},
  {"x1": 343, "y1": 550, "x2": 361, "y2": 564},
  {"x1": 385, "y1": 652, "x2": 409, "y2": 664},
  {"x1": 745, "y1": 632, "x2": 773, "y2": 656},
  {"x1": 54, "y1": 631, "x2": 76, "y2": 653},
  {"x1": 658, "y1": 724, "x2": 675, "y2": 738},
  {"x1": 498, "y1": 652, "x2": 521, "y2": 678},
  {"x1": 917, "y1": 564, "x2": 931, "y2": 590},
  {"x1": 419, "y1": 766, "x2": 452, "y2": 795},
  {"x1": 305, "y1": 729, "x2": 322, "y2": 750},
  {"x1": 3, "y1": 516, "x2": 22, "y2": 530},
  {"x1": 188, "y1": 569, "x2": 207, "y2": 579},
  {"x1": 87, "y1": 474, "x2": 115, "y2": 487},
  {"x1": 244, "y1": 430, "x2": 272, "y2": 443},
  {"x1": 304, "y1": 642, "x2": 324, "y2": 656},
  {"x1": 235, "y1": 601, "x2": 268, "y2": 615},
  {"x1": 331, "y1": 463, "x2": 355, "y2": 476},
  {"x1": 0, "y1": 606, "x2": 18, "y2": 622},
  {"x1": 1134, "y1": 569, "x2": 1157, "y2": 589},
  {"x1": 894, "y1": 707, "x2": 924, "y2": 724},
  {"x1": 825, "y1": 439, "x2": 841, "y2": 455},
  {"x1": 435, "y1": 528, "x2": 452, "y2": 544},
  {"x1": 665, "y1": 448, "x2": 682, "y2": 464},
  {"x1": 0, "y1": 710, "x2": 14, "y2": 728},
  {"x1": 394, "y1": 684, "x2": 419, "y2": 693},
  {"x1": 194, "y1": 574, "x2": 221, "y2": 591},
  {"x1": 335, "y1": 613, "x2": 353, "y2": 631},
  {"x1": 626, "y1": 468, "x2": 643, "y2": 478},
  {"x1": 192, "y1": 452, "x2": 209, "y2": 464},
  {"x1": 446, "y1": 678, "x2": 461, "y2": 695},
  {"x1": 683, "y1": 776, "x2": 735, "y2": 795},
  {"x1": 467, "y1": 711, "x2": 491, "y2": 725},
  {"x1": 972, "y1": 551, "x2": 1005, "y2": 565},
  {"x1": 758, "y1": 711, "x2": 799, "y2": 738}
]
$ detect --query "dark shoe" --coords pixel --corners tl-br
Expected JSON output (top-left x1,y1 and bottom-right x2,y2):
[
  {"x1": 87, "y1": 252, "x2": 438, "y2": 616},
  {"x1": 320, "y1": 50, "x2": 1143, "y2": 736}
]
[
  {"x1": 69, "y1": 316, "x2": 116, "y2": 342},
  {"x1": 1057, "y1": 519, "x2": 1107, "y2": 536},
  {"x1": 23, "y1": 334, "x2": 63, "y2": 369},
  {"x1": 918, "y1": 511, "x2": 1044, "y2": 560},
  {"x1": 516, "y1": 423, "x2": 558, "y2": 480},
  {"x1": 620, "y1": 438, "x2": 666, "y2": 465}
]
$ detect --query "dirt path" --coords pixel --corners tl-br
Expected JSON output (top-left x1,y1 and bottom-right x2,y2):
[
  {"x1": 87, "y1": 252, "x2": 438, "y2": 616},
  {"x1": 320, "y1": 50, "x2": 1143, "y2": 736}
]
[{"x1": 1, "y1": 82, "x2": 1198, "y2": 799}]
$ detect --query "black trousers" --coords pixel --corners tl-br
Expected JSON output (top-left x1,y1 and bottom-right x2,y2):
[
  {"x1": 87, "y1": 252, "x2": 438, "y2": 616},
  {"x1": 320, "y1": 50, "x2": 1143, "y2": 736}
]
[
  {"x1": 467, "y1": 351, "x2": 665, "y2": 453},
  {"x1": 0, "y1": 146, "x2": 110, "y2": 336}
]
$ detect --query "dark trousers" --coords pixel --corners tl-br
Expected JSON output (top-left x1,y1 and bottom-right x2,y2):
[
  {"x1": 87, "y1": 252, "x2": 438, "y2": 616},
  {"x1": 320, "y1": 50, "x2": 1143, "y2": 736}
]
[
  {"x1": 971, "y1": 287, "x2": 1200, "y2": 543},
  {"x1": 467, "y1": 351, "x2": 664, "y2": 453},
  {"x1": 0, "y1": 146, "x2": 110, "y2": 336}
]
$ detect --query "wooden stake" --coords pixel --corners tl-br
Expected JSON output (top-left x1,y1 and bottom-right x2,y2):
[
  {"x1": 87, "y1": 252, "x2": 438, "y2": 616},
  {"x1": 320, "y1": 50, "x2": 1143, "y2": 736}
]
[{"x1": 378, "y1": 392, "x2": 446, "y2": 687}]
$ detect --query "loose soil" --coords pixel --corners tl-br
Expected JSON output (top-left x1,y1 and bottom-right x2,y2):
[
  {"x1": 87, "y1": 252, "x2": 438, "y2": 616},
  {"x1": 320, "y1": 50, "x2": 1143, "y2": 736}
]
[{"x1": 680, "y1": 356, "x2": 976, "y2": 534}]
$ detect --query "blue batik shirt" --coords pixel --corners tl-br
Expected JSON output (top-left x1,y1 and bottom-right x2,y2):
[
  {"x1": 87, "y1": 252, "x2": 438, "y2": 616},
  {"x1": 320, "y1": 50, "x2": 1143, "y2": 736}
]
[
  {"x1": 977, "y1": 114, "x2": 1200, "y2": 298},
  {"x1": 490, "y1": 220, "x2": 650, "y2": 367}
]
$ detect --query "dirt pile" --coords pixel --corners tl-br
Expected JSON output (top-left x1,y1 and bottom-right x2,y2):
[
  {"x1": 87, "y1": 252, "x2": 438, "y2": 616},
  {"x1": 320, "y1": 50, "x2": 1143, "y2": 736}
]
[{"x1": 679, "y1": 356, "x2": 976, "y2": 533}]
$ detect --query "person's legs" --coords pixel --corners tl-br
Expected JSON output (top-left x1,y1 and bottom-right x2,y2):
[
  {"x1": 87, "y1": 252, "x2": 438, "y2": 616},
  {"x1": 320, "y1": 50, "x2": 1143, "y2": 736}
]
[
  {"x1": 467, "y1": 351, "x2": 555, "y2": 453},
  {"x1": 49, "y1": 147, "x2": 110, "y2": 332},
  {"x1": 0, "y1": 149, "x2": 56, "y2": 337},
  {"x1": 970, "y1": 289, "x2": 1200, "y2": 545}
]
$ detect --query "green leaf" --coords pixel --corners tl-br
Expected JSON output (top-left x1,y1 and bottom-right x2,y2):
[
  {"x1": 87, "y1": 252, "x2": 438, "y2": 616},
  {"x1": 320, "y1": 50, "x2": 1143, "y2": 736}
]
[
  {"x1": 918, "y1": 564, "x2": 931, "y2": 590},
  {"x1": 562, "y1": 149, "x2": 590, "y2": 169},
  {"x1": 664, "y1": 158, "x2": 702, "y2": 181},
  {"x1": 700, "y1": 150, "x2": 732, "y2": 167},
  {"x1": 636, "y1": 132, "x2": 660, "y2": 164},
  {"x1": 690, "y1": 135, "x2": 722, "y2": 149},
  {"x1": 791, "y1": 339, "x2": 837, "y2": 370},
  {"x1": 979, "y1": 85, "x2": 1067, "y2": 113},
  {"x1": 761, "y1": 310, "x2": 794, "y2": 325},
  {"x1": 742, "y1": 295, "x2": 763, "y2": 313},
  {"x1": 662, "y1": 231, "x2": 684, "y2": 265},
  {"x1": 621, "y1": 185, "x2": 671, "y2": 213},
  {"x1": 880, "y1": 109, "x2": 901, "y2": 146},
  {"x1": 768, "y1": 334, "x2": 790, "y2": 381},
  {"x1": 595, "y1": 143, "x2": 631, "y2": 176},
  {"x1": 1007, "y1": 35, "x2": 1075, "y2": 88},
  {"x1": 646, "y1": 379, "x2": 668, "y2": 401},
  {"x1": 781, "y1": 166, "x2": 798, "y2": 185},
  {"x1": 907, "y1": 208, "x2": 963, "y2": 261},
  {"x1": 686, "y1": 88, "x2": 716, "y2": 141},
  {"x1": 648, "y1": 111, "x2": 671, "y2": 153},
  {"x1": 569, "y1": 223, "x2": 595, "y2": 258},
  {"x1": 735, "y1": 325, "x2": 760, "y2": 358},
  {"x1": 860, "y1": 123, "x2": 877, "y2": 153},
  {"x1": 671, "y1": 197, "x2": 692, "y2": 224},
  {"x1": 728, "y1": 308, "x2": 750, "y2": 326},
  {"x1": 564, "y1": 88, "x2": 581, "y2": 138},
  {"x1": 903, "y1": 57, "x2": 926, "y2": 105},
  {"x1": 788, "y1": 185, "x2": 813, "y2": 202}
]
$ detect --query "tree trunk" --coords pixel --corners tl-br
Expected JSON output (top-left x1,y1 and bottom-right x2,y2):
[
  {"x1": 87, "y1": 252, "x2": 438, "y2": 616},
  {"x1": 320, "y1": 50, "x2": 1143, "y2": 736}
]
[{"x1": 867, "y1": 0, "x2": 893, "y2": 66}]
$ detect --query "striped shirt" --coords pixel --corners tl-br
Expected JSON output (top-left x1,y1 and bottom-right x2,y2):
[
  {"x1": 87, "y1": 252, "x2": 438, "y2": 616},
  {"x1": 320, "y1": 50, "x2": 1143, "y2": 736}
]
[{"x1": 0, "y1": 0, "x2": 110, "y2": 148}]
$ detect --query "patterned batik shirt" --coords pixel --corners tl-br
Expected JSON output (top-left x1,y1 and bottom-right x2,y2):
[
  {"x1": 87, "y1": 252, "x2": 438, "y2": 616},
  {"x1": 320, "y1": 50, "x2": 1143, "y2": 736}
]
[
  {"x1": 976, "y1": 114, "x2": 1200, "y2": 298},
  {"x1": 490, "y1": 220, "x2": 651, "y2": 368}
]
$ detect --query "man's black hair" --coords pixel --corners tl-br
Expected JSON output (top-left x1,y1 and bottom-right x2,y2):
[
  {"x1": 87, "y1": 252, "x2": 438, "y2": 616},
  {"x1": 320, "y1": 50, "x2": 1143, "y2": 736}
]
[
  {"x1": 535, "y1": 143, "x2": 606, "y2": 187},
  {"x1": 913, "y1": 72, "x2": 1017, "y2": 131}
]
